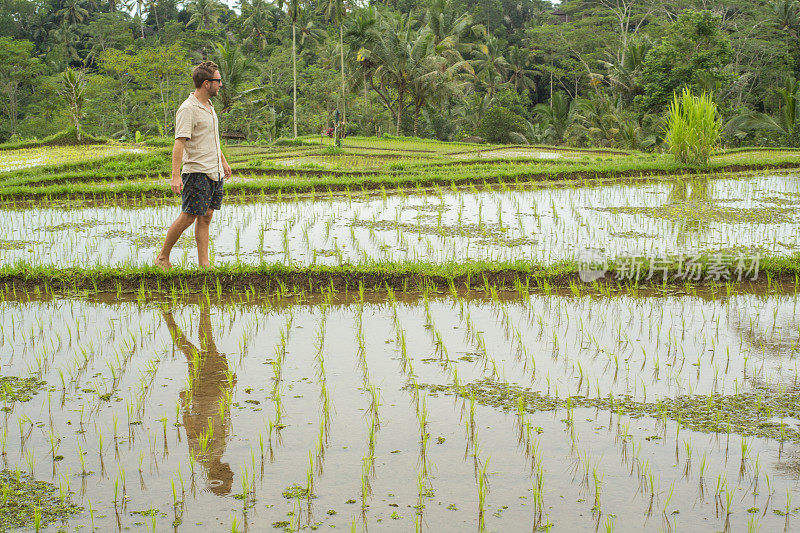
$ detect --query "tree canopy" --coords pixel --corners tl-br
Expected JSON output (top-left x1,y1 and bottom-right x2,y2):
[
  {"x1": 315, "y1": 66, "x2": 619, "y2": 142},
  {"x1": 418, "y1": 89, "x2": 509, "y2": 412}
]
[{"x1": 0, "y1": 0, "x2": 798, "y2": 147}]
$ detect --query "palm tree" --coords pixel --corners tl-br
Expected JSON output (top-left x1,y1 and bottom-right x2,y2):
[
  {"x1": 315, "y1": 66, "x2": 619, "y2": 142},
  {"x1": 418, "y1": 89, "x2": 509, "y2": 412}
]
[
  {"x1": 598, "y1": 38, "x2": 651, "y2": 103},
  {"x1": 424, "y1": 0, "x2": 473, "y2": 56},
  {"x1": 368, "y1": 10, "x2": 472, "y2": 136},
  {"x1": 288, "y1": 0, "x2": 301, "y2": 137},
  {"x1": 368, "y1": 12, "x2": 418, "y2": 134},
  {"x1": 408, "y1": 55, "x2": 468, "y2": 137},
  {"x1": 321, "y1": 0, "x2": 347, "y2": 126},
  {"x1": 108, "y1": 0, "x2": 132, "y2": 13},
  {"x1": 187, "y1": 0, "x2": 223, "y2": 30},
  {"x1": 133, "y1": 0, "x2": 145, "y2": 37},
  {"x1": 345, "y1": 6, "x2": 378, "y2": 125},
  {"x1": 344, "y1": 7, "x2": 378, "y2": 61},
  {"x1": 146, "y1": 0, "x2": 161, "y2": 34},
  {"x1": 52, "y1": 20, "x2": 81, "y2": 66},
  {"x1": 572, "y1": 92, "x2": 622, "y2": 146},
  {"x1": 56, "y1": 0, "x2": 90, "y2": 26},
  {"x1": 242, "y1": 0, "x2": 274, "y2": 51},
  {"x1": 472, "y1": 34, "x2": 509, "y2": 99},
  {"x1": 727, "y1": 77, "x2": 800, "y2": 146},
  {"x1": 407, "y1": 43, "x2": 443, "y2": 136},
  {"x1": 773, "y1": 0, "x2": 799, "y2": 38},
  {"x1": 213, "y1": 40, "x2": 249, "y2": 112},
  {"x1": 505, "y1": 46, "x2": 536, "y2": 93},
  {"x1": 533, "y1": 91, "x2": 575, "y2": 144}
]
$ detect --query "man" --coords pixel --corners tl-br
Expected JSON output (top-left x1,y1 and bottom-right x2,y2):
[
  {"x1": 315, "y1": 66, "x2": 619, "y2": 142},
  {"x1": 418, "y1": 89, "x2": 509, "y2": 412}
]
[{"x1": 155, "y1": 61, "x2": 232, "y2": 270}]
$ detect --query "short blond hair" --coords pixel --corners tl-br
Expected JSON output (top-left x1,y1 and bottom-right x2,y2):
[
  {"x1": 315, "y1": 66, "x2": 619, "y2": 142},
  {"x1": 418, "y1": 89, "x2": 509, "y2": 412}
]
[{"x1": 192, "y1": 61, "x2": 219, "y2": 88}]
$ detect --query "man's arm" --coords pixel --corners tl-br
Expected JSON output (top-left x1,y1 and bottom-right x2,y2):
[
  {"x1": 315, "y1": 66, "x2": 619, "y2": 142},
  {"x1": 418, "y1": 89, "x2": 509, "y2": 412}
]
[
  {"x1": 220, "y1": 150, "x2": 231, "y2": 179},
  {"x1": 172, "y1": 138, "x2": 187, "y2": 193}
]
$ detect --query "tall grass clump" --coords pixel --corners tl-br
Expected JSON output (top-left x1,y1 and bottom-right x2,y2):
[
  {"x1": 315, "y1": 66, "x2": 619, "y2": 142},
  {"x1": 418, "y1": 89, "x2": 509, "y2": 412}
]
[{"x1": 664, "y1": 88, "x2": 721, "y2": 166}]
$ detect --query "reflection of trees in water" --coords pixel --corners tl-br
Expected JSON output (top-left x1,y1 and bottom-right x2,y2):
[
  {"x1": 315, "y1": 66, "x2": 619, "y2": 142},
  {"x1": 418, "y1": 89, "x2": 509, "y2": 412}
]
[
  {"x1": 774, "y1": 446, "x2": 800, "y2": 480},
  {"x1": 725, "y1": 297, "x2": 800, "y2": 480},
  {"x1": 727, "y1": 297, "x2": 800, "y2": 358},
  {"x1": 667, "y1": 177, "x2": 711, "y2": 243},
  {"x1": 726, "y1": 296, "x2": 800, "y2": 393},
  {"x1": 163, "y1": 306, "x2": 235, "y2": 496}
]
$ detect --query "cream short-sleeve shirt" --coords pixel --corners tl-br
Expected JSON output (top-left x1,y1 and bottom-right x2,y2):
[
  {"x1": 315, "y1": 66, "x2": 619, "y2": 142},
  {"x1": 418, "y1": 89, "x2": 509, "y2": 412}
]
[{"x1": 174, "y1": 92, "x2": 223, "y2": 181}]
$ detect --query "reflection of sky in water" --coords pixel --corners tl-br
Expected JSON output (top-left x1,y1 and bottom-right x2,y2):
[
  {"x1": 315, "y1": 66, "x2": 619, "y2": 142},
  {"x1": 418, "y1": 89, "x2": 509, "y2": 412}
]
[
  {"x1": 0, "y1": 290, "x2": 799, "y2": 531},
  {"x1": 450, "y1": 149, "x2": 563, "y2": 159},
  {"x1": 0, "y1": 146, "x2": 146, "y2": 172},
  {"x1": 0, "y1": 173, "x2": 797, "y2": 267}
]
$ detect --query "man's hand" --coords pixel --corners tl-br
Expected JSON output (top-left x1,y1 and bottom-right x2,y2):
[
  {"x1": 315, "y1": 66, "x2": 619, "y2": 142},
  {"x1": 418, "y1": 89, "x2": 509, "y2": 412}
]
[
  {"x1": 171, "y1": 174, "x2": 183, "y2": 194},
  {"x1": 222, "y1": 160, "x2": 232, "y2": 179}
]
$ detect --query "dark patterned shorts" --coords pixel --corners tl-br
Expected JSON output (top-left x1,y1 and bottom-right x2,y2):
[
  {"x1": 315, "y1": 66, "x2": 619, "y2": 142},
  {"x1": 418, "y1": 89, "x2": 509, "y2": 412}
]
[{"x1": 181, "y1": 173, "x2": 224, "y2": 215}]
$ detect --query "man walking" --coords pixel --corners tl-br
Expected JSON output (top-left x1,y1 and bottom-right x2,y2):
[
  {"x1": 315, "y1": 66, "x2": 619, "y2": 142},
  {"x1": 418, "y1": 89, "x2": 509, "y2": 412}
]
[{"x1": 155, "y1": 61, "x2": 232, "y2": 270}]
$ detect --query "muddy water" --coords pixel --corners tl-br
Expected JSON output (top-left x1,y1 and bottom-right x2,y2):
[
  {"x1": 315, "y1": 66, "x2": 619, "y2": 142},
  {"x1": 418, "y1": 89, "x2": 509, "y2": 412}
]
[
  {"x1": 1, "y1": 289, "x2": 799, "y2": 531},
  {"x1": 0, "y1": 174, "x2": 797, "y2": 268}
]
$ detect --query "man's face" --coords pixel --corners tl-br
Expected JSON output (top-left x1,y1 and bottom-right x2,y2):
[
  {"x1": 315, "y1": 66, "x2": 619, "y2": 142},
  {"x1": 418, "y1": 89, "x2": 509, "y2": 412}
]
[{"x1": 206, "y1": 70, "x2": 222, "y2": 97}]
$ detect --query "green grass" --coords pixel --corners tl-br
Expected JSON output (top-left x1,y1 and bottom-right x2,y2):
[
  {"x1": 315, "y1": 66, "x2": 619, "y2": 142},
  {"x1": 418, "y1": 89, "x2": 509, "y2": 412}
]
[{"x1": 0, "y1": 127, "x2": 106, "y2": 150}]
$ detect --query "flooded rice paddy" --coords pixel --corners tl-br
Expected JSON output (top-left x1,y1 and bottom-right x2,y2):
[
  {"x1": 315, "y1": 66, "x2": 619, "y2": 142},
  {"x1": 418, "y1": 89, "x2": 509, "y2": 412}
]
[
  {"x1": 0, "y1": 146, "x2": 148, "y2": 173},
  {"x1": 0, "y1": 173, "x2": 798, "y2": 268},
  {"x1": 1, "y1": 287, "x2": 800, "y2": 531},
  {"x1": 450, "y1": 149, "x2": 565, "y2": 160}
]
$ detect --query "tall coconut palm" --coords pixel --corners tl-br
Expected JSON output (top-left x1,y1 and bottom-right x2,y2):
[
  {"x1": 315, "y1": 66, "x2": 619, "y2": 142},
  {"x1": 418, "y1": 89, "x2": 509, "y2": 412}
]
[
  {"x1": 242, "y1": 0, "x2": 274, "y2": 51},
  {"x1": 57, "y1": 0, "x2": 90, "y2": 25},
  {"x1": 408, "y1": 53, "x2": 468, "y2": 137},
  {"x1": 727, "y1": 77, "x2": 800, "y2": 146},
  {"x1": 345, "y1": 6, "x2": 378, "y2": 120},
  {"x1": 187, "y1": 0, "x2": 223, "y2": 30},
  {"x1": 213, "y1": 40, "x2": 249, "y2": 112},
  {"x1": 321, "y1": 0, "x2": 347, "y2": 125},
  {"x1": 368, "y1": 13, "x2": 416, "y2": 134},
  {"x1": 533, "y1": 91, "x2": 576, "y2": 144},
  {"x1": 288, "y1": 0, "x2": 301, "y2": 137},
  {"x1": 52, "y1": 20, "x2": 81, "y2": 65},
  {"x1": 425, "y1": 0, "x2": 473, "y2": 49},
  {"x1": 472, "y1": 34, "x2": 509, "y2": 99},
  {"x1": 505, "y1": 46, "x2": 536, "y2": 93},
  {"x1": 133, "y1": 0, "x2": 145, "y2": 36}
]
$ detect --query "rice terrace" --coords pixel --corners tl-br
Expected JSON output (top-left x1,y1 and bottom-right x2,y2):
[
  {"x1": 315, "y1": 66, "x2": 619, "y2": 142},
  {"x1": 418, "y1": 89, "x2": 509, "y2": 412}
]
[{"x1": 0, "y1": 132, "x2": 798, "y2": 533}]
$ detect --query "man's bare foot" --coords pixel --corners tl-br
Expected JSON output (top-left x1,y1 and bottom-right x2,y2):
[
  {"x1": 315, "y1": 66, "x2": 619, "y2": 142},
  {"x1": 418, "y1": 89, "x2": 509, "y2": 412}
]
[
  {"x1": 154, "y1": 257, "x2": 172, "y2": 270},
  {"x1": 199, "y1": 263, "x2": 215, "y2": 270}
]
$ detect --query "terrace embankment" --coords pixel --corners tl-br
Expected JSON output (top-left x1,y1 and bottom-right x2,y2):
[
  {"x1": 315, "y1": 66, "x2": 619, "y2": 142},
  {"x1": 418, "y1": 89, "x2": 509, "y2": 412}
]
[{"x1": 1, "y1": 256, "x2": 797, "y2": 295}]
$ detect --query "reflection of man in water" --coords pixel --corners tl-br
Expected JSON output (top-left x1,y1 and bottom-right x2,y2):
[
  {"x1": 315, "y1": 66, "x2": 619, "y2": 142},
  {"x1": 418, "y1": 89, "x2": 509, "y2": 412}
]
[{"x1": 162, "y1": 305, "x2": 235, "y2": 495}]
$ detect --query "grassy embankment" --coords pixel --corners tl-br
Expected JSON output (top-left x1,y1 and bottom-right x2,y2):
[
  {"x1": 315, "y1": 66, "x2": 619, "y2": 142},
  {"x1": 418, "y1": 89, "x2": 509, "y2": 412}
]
[
  {"x1": 0, "y1": 255, "x2": 797, "y2": 295},
  {"x1": 1, "y1": 135, "x2": 799, "y2": 204}
]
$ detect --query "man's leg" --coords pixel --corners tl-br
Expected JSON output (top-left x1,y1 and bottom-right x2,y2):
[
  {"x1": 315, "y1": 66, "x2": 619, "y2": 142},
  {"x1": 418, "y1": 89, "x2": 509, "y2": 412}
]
[
  {"x1": 195, "y1": 208, "x2": 214, "y2": 268},
  {"x1": 156, "y1": 212, "x2": 197, "y2": 269}
]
